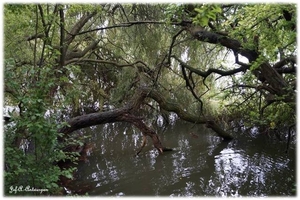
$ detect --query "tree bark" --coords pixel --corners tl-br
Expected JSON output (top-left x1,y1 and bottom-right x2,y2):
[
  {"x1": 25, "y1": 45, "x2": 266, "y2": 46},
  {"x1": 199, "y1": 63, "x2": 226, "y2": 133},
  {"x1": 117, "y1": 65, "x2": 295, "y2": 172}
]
[
  {"x1": 58, "y1": 108, "x2": 166, "y2": 153},
  {"x1": 190, "y1": 28, "x2": 258, "y2": 62},
  {"x1": 185, "y1": 27, "x2": 294, "y2": 102},
  {"x1": 139, "y1": 87, "x2": 233, "y2": 140},
  {"x1": 58, "y1": 108, "x2": 130, "y2": 135},
  {"x1": 259, "y1": 63, "x2": 290, "y2": 96},
  {"x1": 59, "y1": 86, "x2": 233, "y2": 154}
]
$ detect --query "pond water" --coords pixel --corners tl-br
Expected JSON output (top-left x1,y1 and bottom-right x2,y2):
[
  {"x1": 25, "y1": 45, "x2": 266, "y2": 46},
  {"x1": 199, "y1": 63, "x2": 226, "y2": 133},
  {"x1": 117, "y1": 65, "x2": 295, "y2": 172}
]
[{"x1": 70, "y1": 120, "x2": 296, "y2": 197}]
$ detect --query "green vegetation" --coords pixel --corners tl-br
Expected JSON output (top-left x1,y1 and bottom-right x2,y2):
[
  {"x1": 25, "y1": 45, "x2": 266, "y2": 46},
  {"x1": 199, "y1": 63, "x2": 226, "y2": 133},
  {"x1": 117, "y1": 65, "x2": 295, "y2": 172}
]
[{"x1": 4, "y1": 3, "x2": 296, "y2": 195}]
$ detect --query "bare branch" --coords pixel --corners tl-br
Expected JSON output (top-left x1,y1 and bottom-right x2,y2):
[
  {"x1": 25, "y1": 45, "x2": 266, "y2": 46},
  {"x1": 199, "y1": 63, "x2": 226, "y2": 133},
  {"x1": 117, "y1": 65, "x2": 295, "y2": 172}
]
[
  {"x1": 172, "y1": 55, "x2": 249, "y2": 78},
  {"x1": 33, "y1": 5, "x2": 39, "y2": 69},
  {"x1": 65, "y1": 58, "x2": 146, "y2": 68},
  {"x1": 59, "y1": 5, "x2": 65, "y2": 67},
  {"x1": 181, "y1": 65, "x2": 204, "y2": 114},
  {"x1": 38, "y1": 4, "x2": 48, "y2": 37},
  {"x1": 26, "y1": 33, "x2": 44, "y2": 41},
  {"x1": 167, "y1": 29, "x2": 185, "y2": 65},
  {"x1": 26, "y1": 5, "x2": 58, "y2": 43},
  {"x1": 76, "y1": 20, "x2": 165, "y2": 36},
  {"x1": 181, "y1": 22, "x2": 293, "y2": 99}
]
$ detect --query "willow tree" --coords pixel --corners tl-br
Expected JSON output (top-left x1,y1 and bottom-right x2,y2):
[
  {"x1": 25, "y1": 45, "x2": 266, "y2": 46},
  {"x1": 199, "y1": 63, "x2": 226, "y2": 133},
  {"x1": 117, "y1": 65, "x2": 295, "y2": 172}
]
[
  {"x1": 4, "y1": 3, "x2": 296, "y2": 194},
  {"x1": 168, "y1": 4, "x2": 296, "y2": 133}
]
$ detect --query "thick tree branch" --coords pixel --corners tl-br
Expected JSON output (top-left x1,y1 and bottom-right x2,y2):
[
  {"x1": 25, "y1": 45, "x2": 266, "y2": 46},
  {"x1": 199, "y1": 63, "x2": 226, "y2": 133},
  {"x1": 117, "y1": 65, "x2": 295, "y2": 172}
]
[
  {"x1": 183, "y1": 25, "x2": 294, "y2": 101},
  {"x1": 58, "y1": 108, "x2": 130, "y2": 135},
  {"x1": 59, "y1": 87, "x2": 233, "y2": 151},
  {"x1": 64, "y1": 11, "x2": 98, "y2": 46},
  {"x1": 276, "y1": 67, "x2": 296, "y2": 74},
  {"x1": 58, "y1": 90, "x2": 166, "y2": 153},
  {"x1": 119, "y1": 113, "x2": 165, "y2": 153},
  {"x1": 65, "y1": 40, "x2": 100, "y2": 61},
  {"x1": 273, "y1": 56, "x2": 296, "y2": 69},
  {"x1": 26, "y1": 33, "x2": 45, "y2": 41},
  {"x1": 188, "y1": 28, "x2": 258, "y2": 62},
  {"x1": 259, "y1": 62, "x2": 290, "y2": 96},
  {"x1": 172, "y1": 55, "x2": 249, "y2": 78},
  {"x1": 140, "y1": 87, "x2": 233, "y2": 140}
]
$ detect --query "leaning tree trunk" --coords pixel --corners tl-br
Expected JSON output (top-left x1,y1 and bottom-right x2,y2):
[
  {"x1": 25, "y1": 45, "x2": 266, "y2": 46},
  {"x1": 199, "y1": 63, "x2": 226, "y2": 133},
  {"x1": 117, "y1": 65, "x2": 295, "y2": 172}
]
[
  {"x1": 58, "y1": 108, "x2": 167, "y2": 154},
  {"x1": 139, "y1": 87, "x2": 234, "y2": 140},
  {"x1": 58, "y1": 86, "x2": 233, "y2": 155},
  {"x1": 58, "y1": 88, "x2": 173, "y2": 154}
]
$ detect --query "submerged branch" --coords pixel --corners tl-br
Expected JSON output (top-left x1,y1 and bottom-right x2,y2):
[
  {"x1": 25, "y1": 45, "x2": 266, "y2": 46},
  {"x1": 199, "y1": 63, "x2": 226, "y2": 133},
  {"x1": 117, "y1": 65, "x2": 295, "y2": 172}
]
[{"x1": 136, "y1": 135, "x2": 147, "y2": 155}]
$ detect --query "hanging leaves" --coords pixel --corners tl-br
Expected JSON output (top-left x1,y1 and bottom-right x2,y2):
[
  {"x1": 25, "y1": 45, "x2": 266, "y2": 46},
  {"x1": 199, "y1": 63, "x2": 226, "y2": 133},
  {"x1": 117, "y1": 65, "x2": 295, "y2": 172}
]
[{"x1": 193, "y1": 4, "x2": 222, "y2": 26}]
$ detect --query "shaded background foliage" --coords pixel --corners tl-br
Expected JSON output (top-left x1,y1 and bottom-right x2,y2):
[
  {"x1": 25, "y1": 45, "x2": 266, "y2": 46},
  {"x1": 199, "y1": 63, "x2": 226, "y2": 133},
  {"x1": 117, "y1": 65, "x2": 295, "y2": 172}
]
[{"x1": 3, "y1": 3, "x2": 296, "y2": 195}]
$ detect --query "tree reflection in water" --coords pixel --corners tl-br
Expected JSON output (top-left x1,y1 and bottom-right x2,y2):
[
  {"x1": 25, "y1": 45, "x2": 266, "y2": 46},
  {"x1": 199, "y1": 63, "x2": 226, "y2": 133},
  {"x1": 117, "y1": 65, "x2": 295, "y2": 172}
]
[{"x1": 72, "y1": 121, "x2": 296, "y2": 196}]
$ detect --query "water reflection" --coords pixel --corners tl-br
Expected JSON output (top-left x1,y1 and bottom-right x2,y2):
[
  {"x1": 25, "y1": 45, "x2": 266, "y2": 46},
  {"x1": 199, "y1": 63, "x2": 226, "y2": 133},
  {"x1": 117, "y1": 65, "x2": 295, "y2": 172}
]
[
  {"x1": 72, "y1": 121, "x2": 296, "y2": 196},
  {"x1": 214, "y1": 148, "x2": 249, "y2": 196}
]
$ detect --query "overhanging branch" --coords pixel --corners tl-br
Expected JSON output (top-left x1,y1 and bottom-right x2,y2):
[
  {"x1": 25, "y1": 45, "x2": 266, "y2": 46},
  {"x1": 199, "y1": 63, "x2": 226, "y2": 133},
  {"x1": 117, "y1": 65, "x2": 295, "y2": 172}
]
[
  {"x1": 167, "y1": 29, "x2": 185, "y2": 65},
  {"x1": 181, "y1": 65, "x2": 204, "y2": 114},
  {"x1": 187, "y1": 28, "x2": 258, "y2": 62},
  {"x1": 59, "y1": 87, "x2": 233, "y2": 144},
  {"x1": 172, "y1": 55, "x2": 249, "y2": 78},
  {"x1": 76, "y1": 20, "x2": 165, "y2": 36},
  {"x1": 65, "y1": 58, "x2": 146, "y2": 68}
]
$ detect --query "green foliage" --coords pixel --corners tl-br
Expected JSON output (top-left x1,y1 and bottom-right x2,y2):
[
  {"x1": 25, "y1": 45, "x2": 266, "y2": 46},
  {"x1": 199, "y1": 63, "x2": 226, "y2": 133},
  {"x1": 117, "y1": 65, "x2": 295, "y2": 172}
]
[
  {"x1": 110, "y1": 67, "x2": 136, "y2": 106},
  {"x1": 67, "y1": 4, "x2": 102, "y2": 15},
  {"x1": 164, "y1": 4, "x2": 186, "y2": 23},
  {"x1": 4, "y1": 59, "x2": 80, "y2": 195},
  {"x1": 221, "y1": 85, "x2": 295, "y2": 130},
  {"x1": 204, "y1": 4, "x2": 297, "y2": 130},
  {"x1": 193, "y1": 4, "x2": 222, "y2": 26},
  {"x1": 4, "y1": 5, "x2": 83, "y2": 192},
  {"x1": 4, "y1": 3, "x2": 296, "y2": 195},
  {"x1": 229, "y1": 4, "x2": 296, "y2": 60},
  {"x1": 250, "y1": 55, "x2": 267, "y2": 71}
]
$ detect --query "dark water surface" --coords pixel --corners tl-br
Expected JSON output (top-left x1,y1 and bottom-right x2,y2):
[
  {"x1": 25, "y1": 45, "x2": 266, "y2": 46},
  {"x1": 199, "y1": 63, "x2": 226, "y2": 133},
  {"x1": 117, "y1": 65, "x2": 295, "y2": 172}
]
[{"x1": 71, "y1": 120, "x2": 296, "y2": 197}]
